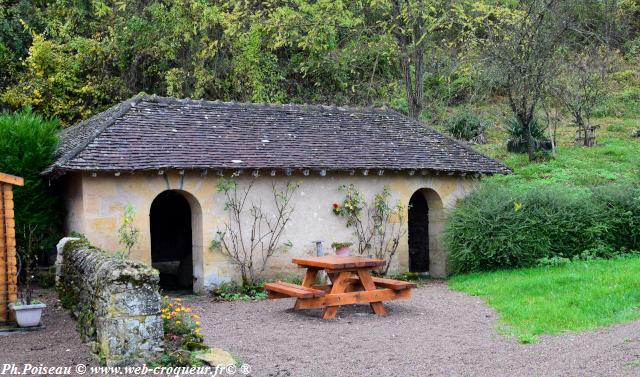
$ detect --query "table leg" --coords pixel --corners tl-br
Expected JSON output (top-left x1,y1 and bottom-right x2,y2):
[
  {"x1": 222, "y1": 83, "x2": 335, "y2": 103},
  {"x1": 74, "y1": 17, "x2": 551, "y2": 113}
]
[
  {"x1": 301, "y1": 269, "x2": 318, "y2": 287},
  {"x1": 357, "y1": 270, "x2": 388, "y2": 316},
  {"x1": 321, "y1": 271, "x2": 352, "y2": 319},
  {"x1": 294, "y1": 269, "x2": 319, "y2": 310}
]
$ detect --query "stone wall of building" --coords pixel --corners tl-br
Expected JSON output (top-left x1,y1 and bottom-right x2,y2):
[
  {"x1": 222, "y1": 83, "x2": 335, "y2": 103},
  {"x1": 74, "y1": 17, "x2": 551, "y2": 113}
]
[
  {"x1": 55, "y1": 237, "x2": 163, "y2": 366},
  {"x1": 59, "y1": 170, "x2": 479, "y2": 292}
]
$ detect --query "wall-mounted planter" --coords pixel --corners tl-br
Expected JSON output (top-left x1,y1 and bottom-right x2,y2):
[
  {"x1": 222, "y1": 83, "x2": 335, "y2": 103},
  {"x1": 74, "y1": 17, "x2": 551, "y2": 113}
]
[{"x1": 9, "y1": 302, "x2": 46, "y2": 327}]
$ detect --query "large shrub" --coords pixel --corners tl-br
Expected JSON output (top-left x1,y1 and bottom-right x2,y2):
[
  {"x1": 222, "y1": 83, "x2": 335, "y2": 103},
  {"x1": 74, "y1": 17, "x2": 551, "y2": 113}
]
[
  {"x1": 0, "y1": 108, "x2": 60, "y2": 261},
  {"x1": 445, "y1": 183, "x2": 640, "y2": 274}
]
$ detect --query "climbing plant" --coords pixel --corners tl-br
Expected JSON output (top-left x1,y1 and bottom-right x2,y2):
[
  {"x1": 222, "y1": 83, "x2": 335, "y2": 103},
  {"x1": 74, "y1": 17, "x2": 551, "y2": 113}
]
[
  {"x1": 333, "y1": 185, "x2": 407, "y2": 274},
  {"x1": 212, "y1": 178, "x2": 300, "y2": 286}
]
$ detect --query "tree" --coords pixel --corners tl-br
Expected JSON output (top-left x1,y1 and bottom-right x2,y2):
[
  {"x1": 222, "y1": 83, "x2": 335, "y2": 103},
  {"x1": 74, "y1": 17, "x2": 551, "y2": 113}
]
[
  {"x1": 373, "y1": 0, "x2": 448, "y2": 119},
  {"x1": 480, "y1": 0, "x2": 574, "y2": 161},
  {"x1": 552, "y1": 47, "x2": 610, "y2": 146},
  {"x1": 0, "y1": 108, "x2": 60, "y2": 261}
]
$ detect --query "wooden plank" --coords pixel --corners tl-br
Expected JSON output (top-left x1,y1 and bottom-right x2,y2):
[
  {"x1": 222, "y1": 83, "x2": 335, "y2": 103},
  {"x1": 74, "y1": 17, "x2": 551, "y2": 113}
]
[
  {"x1": 264, "y1": 283, "x2": 312, "y2": 298},
  {"x1": 0, "y1": 173, "x2": 24, "y2": 186},
  {"x1": 348, "y1": 276, "x2": 417, "y2": 290},
  {"x1": 358, "y1": 270, "x2": 388, "y2": 316},
  {"x1": 267, "y1": 291, "x2": 289, "y2": 299},
  {"x1": 301, "y1": 269, "x2": 318, "y2": 287},
  {"x1": 294, "y1": 269, "x2": 321, "y2": 310},
  {"x1": 292, "y1": 256, "x2": 385, "y2": 271},
  {"x1": 321, "y1": 271, "x2": 353, "y2": 319},
  {"x1": 264, "y1": 282, "x2": 325, "y2": 299},
  {"x1": 296, "y1": 288, "x2": 411, "y2": 309},
  {"x1": 276, "y1": 281, "x2": 326, "y2": 297},
  {"x1": 313, "y1": 281, "x2": 362, "y2": 293}
]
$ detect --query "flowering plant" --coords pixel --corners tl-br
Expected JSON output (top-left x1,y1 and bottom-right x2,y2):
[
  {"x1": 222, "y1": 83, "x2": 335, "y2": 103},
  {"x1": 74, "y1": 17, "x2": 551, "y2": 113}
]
[
  {"x1": 161, "y1": 296, "x2": 206, "y2": 357},
  {"x1": 331, "y1": 185, "x2": 364, "y2": 222}
]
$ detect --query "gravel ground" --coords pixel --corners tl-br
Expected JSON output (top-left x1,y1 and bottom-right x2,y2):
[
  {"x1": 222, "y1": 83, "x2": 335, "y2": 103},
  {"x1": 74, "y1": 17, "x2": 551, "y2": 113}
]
[
  {"x1": 1, "y1": 283, "x2": 639, "y2": 377},
  {"x1": 189, "y1": 280, "x2": 640, "y2": 377},
  {"x1": 0, "y1": 290, "x2": 96, "y2": 369}
]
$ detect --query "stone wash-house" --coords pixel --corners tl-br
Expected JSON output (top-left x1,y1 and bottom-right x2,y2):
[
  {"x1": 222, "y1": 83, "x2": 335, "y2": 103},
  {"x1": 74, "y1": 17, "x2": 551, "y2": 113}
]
[{"x1": 45, "y1": 95, "x2": 509, "y2": 293}]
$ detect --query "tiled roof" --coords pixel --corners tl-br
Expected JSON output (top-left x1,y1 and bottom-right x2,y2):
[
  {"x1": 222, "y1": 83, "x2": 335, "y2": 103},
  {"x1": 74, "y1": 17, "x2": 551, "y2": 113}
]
[{"x1": 45, "y1": 95, "x2": 510, "y2": 175}]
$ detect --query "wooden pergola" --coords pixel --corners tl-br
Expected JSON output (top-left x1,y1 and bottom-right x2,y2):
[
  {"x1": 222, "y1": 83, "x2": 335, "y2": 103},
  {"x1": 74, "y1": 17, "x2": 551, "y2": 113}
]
[{"x1": 0, "y1": 172, "x2": 23, "y2": 324}]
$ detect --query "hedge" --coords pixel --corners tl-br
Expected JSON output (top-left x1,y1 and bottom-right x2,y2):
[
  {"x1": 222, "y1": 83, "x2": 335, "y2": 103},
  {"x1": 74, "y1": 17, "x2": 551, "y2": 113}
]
[{"x1": 445, "y1": 183, "x2": 640, "y2": 274}]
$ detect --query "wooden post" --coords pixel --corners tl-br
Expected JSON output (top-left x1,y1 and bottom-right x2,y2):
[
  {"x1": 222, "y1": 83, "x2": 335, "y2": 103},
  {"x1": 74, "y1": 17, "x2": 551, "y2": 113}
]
[{"x1": 0, "y1": 172, "x2": 24, "y2": 324}]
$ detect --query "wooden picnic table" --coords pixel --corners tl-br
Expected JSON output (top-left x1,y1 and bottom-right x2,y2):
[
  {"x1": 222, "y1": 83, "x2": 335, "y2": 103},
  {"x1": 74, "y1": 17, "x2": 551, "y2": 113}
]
[{"x1": 265, "y1": 256, "x2": 415, "y2": 319}]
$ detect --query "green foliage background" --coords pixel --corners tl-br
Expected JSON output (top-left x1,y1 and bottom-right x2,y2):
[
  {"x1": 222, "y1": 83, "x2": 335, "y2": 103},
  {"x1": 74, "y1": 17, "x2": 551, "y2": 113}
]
[
  {"x1": 2, "y1": 0, "x2": 635, "y2": 125},
  {"x1": 0, "y1": 108, "x2": 61, "y2": 259}
]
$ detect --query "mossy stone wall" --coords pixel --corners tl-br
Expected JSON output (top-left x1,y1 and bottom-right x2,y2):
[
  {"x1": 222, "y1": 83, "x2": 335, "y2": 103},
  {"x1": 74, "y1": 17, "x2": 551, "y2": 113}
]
[{"x1": 56, "y1": 237, "x2": 163, "y2": 366}]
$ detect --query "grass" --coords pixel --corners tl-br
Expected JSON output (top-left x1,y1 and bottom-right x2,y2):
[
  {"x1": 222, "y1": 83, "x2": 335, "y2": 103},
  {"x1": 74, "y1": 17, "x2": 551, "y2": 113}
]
[
  {"x1": 449, "y1": 257, "x2": 640, "y2": 343},
  {"x1": 488, "y1": 138, "x2": 640, "y2": 189}
]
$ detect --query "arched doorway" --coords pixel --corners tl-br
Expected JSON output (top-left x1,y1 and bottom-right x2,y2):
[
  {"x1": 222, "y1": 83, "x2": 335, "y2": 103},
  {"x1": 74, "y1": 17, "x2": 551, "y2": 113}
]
[
  {"x1": 408, "y1": 188, "x2": 445, "y2": 275},
  {"x1": 408, "y1": 191, "x2": 429, "y2": 272},
  {"x1": 150, "y1": 190, "x2": 195, "y2": 291}
]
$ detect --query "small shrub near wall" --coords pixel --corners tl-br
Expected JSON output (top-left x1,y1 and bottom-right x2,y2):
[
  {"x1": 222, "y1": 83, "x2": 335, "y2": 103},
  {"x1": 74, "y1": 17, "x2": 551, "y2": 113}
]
[{"x1": 445, "y1": 183, "x2": 640, "y2": 274}]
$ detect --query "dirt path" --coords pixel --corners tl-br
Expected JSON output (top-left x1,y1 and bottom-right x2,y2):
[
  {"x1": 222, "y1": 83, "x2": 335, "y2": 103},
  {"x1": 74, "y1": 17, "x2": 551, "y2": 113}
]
[
  {"x1": 1, "y1": 283, "x2": 639, "y2": 377},
  {"x1": 189, "y1": 280, "x2": 640, "y2": 377}
]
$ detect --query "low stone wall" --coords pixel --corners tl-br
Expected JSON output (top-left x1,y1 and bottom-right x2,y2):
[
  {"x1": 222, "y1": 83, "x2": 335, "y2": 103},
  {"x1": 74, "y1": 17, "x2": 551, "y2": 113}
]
[{"x1": 56, "y1": 238, "x2": 163, "y2": 366}]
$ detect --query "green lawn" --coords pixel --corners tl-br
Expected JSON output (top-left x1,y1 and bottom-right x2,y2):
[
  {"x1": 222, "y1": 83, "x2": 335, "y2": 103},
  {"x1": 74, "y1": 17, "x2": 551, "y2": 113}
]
[{"x1": 448, "y1": 257, "x2": 640, "y2": 343}]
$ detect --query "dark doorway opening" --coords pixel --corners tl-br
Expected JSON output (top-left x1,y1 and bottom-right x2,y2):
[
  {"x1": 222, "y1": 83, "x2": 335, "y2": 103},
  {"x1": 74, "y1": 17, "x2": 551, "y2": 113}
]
[
  {"x1": 408, "y1": 191, "x2": 429, "y2": 272},
  {"x1": 150, "y1": 190, "x2": 193, "y2": 291}
]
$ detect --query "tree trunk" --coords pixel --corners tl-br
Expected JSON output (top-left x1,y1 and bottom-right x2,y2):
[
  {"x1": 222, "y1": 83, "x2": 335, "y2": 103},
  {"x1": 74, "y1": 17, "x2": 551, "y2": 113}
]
[
  {"x1": 401, "y1": 55, "x2": 423, "y2": 120},
  {"x1": 520, "y1": 116, "x2": 536, "y2": 162}
]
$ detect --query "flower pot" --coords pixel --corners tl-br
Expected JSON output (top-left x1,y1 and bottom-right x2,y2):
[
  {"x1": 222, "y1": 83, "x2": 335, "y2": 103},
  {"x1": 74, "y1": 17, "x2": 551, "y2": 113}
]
[
  {"x1": 9, "y1": 302, "x2": 46, "y2": 327},
  {"x1": 335, "y1": 246, "x2": 350, "y2": 256}
]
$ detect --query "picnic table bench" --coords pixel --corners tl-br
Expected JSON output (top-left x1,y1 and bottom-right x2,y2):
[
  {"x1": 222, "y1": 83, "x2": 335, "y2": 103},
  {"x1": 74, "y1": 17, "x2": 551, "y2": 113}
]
[{"x1": 265, "y1": 256, "x2": 416, "y2": 319}]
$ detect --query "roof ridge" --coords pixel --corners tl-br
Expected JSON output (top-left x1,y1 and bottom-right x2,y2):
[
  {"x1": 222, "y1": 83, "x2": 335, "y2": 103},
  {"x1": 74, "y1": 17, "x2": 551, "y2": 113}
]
[
  {"x1": 140, "y1": 94, "x2": 393, "y2": 114},
  {"x1": 43, "y1": 94, "x2": 145, "y2": 175}
]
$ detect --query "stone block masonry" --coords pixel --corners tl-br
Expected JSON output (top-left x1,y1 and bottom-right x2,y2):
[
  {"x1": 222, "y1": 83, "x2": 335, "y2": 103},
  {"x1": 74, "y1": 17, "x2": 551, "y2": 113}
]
[{"x1": 56, "y1": 237, "x2": 163, "y2": 366}]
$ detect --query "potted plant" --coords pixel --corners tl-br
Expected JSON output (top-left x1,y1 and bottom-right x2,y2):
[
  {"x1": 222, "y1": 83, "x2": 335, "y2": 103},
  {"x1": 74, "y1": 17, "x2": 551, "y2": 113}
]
[
  {"x1": 331, "y1": 242, "x2": 352, "y2": 256},
  {"x1": 10, "y1": 225, "x2": 45, "y2": 328}
]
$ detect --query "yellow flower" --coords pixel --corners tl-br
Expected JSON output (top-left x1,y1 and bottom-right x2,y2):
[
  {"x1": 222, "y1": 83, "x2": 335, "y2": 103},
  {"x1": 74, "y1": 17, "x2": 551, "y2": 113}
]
[
  {"x1": 193, "y1": 314, "x2": 200, "y2": 319},
  {"x1": 195, "y1": 321, "x2": 200, "y2": 326},
  {"x1": 175, "y1": 320, "x2": 181, "y2": 325}
]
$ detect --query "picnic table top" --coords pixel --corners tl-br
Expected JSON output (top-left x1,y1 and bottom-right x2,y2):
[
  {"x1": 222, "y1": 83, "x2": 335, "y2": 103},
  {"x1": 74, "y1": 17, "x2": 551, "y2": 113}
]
[{"x1": 292, "y1": 256, "x2": 385, "y2": 270}]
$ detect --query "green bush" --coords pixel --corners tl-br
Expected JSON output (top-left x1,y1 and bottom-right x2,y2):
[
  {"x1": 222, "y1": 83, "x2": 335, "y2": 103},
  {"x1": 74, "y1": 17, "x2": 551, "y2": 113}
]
[
  {"x1": 209, "y1": 282, "x2": 267, "y2": 301},
  {"x1": 443, "y1": 110, "x2": 489, "y2": 144},
  {"x1": 445, "y1": 183, "x2": 640, "y2": 274},
  {"x1": 0, "y1": 108, "x2": 61, "y2": 261},
  {"x1": 504, "y1": 116, "x2": 553, "y2": 153}
]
